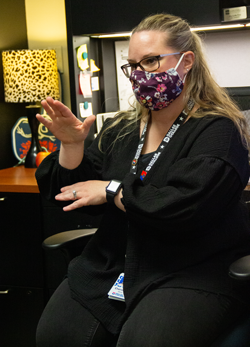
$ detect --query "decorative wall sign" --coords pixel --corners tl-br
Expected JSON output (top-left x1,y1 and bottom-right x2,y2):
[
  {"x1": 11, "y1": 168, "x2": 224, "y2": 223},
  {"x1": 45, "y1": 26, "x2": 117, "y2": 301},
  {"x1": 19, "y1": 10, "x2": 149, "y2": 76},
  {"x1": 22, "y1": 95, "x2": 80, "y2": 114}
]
[{"x1": 12, "y1": 114, "x2": 60, "y2": 161}]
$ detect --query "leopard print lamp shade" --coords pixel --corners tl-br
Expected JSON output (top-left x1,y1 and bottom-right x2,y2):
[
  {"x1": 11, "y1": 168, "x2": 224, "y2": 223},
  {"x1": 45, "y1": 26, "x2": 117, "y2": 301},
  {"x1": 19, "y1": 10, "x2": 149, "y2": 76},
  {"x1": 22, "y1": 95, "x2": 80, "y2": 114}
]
[{"x1": 2, "y1": 49, "x2": 60, "y2": 103}]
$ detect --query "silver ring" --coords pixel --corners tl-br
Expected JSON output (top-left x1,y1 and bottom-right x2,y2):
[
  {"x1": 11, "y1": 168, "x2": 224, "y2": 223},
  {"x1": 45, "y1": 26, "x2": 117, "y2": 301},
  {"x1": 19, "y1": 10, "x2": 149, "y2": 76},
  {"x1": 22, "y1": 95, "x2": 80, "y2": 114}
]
[{"x1": 73, "y1": 190, "x2": 77, "y2": 199}]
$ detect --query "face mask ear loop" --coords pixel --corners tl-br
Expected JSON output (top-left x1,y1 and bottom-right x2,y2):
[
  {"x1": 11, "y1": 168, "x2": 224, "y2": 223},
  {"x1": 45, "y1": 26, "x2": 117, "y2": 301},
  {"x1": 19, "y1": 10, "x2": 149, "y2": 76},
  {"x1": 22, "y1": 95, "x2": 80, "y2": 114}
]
[
  {"x1": 174, "y1": 53, "x2": 185, "y2": 71},
  {"x1": 174, "y1": 53, "x2": 187, "y2": 83},
  {"x1": 183, "y1": 72, "x2": 188, "y2": 84}
]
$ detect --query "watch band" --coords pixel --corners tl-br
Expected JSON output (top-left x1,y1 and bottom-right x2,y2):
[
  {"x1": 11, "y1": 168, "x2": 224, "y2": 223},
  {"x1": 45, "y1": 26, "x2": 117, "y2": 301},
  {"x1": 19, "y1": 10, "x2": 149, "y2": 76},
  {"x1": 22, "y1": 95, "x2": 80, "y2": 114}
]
[
  {"x1": 106, "y1": 190, "x2": 117, "y2": 204},
  {"x1": 106, "y1": 180, "x2": 123, "y2": 204}
]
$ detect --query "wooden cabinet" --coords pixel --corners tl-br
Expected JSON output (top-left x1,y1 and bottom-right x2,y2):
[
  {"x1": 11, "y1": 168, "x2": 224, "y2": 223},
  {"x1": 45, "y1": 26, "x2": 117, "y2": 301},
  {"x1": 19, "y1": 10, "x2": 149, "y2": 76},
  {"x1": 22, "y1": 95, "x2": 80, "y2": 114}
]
[
  {"x1": 0, "y1": 166, "x2": 103, "y2": 346},
  {"x1": 0, "y1": 285, "x2": 44, "y2": 347},
  {"x1": 0, "y1": 167, "x2": 44, "y2": 347}
]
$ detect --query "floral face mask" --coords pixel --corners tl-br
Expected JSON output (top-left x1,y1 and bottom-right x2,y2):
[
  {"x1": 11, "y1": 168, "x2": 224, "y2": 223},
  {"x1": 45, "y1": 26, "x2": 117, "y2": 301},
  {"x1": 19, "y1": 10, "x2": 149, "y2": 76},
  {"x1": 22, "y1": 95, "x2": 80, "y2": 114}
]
[{"x1": 129, "y1": 54, "x2": 185, "y2": 111}]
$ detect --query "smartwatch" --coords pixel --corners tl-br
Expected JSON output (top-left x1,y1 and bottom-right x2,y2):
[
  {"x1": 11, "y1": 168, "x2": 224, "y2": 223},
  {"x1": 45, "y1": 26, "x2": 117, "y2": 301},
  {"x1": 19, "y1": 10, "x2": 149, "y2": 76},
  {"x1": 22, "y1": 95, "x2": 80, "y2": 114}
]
[{"x1": 106, "y1": 180, "x2": 123, "y2": 204}]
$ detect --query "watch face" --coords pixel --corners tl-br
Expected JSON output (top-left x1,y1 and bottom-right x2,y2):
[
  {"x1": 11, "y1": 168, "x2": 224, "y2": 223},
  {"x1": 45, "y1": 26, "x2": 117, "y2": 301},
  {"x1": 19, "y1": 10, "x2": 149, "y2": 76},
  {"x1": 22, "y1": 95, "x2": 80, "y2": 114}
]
[{"x1": 108, "y1": 180, "x2": 122, "y2": 193}]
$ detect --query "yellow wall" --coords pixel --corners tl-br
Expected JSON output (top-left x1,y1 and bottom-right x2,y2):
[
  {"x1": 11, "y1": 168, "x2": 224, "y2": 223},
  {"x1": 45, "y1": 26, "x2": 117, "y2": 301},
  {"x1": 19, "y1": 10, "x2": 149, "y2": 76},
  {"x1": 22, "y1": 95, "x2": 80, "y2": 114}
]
[{"x1": 24, "y1": 0, "x2": 70, "y2": 107}]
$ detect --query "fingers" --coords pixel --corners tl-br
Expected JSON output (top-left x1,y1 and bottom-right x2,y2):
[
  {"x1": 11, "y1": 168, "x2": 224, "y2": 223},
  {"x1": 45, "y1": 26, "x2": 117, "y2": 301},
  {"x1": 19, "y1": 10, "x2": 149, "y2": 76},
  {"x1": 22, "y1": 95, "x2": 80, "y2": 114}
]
[
  {"x1": 38, "y1": 98, "x2": 96, "y2": 139},
  {"x1": 63, "y1": 200, "x2": 83, "y2": 212},
  {"x1": 55, "y1": 189, "x2": 75, "y2": 201},
  {"x1": 41, "y1": 97, "x2": 55, "y2": 117},
  {"x1": 82, "y1": 115, "x2": 96, "y2": 134},
  {"x1": 41, "y1": 97, "x2": 75, "y2": 120},
  {"x1": 53, "y1": 99, "x2": 76, "y2": 119},
  {"x1": 36, "y1": 113, "x2": 52, "y2": 128},
  {"x1": 55, "y1": 188, "x2": 88, "y2": 212},
  {"x1": 56, "y1": 184, "x2": 83, "y2": 201}
]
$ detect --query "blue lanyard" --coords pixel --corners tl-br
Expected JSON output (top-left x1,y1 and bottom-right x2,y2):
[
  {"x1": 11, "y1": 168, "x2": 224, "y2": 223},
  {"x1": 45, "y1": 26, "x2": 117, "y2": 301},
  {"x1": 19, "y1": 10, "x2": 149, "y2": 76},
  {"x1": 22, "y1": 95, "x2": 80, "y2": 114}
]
[{"x1": 130, "y1": 99, "x2": 195, "y2": 181}]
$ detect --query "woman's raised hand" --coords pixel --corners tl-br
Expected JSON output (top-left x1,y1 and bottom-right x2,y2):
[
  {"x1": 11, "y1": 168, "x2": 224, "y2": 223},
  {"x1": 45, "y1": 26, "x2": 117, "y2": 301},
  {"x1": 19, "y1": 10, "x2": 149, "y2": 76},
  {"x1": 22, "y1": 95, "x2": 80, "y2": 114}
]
[{"x1": 36, "y1": 97, "x2": 96, "y2": 145}]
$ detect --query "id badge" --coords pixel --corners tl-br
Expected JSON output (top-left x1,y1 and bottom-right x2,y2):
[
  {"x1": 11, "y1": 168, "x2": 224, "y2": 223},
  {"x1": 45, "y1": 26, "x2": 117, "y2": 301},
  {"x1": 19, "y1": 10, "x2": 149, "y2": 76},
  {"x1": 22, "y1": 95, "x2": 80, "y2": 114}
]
[{"x1": 108, "y1": 273, "x2": 125, "y2": 302}]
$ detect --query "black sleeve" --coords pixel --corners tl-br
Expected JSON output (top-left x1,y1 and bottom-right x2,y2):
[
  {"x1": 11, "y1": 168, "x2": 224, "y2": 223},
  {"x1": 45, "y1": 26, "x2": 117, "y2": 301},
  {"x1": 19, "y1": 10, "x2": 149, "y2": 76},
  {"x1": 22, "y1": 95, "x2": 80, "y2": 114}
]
[{"x1": 35, "y1": 119, "x2": 114, "y2": 202}]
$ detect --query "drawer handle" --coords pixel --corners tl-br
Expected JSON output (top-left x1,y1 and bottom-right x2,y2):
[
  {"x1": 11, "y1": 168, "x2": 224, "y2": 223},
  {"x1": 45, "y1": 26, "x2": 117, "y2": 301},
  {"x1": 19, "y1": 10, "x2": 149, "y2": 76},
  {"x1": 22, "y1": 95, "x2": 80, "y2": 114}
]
[
  {"x1": 0, "y1": 290, "x2": 9, "y2": 294},
  {"x1": 0, "y1": 197, "x2": 6, "y2": 201}
]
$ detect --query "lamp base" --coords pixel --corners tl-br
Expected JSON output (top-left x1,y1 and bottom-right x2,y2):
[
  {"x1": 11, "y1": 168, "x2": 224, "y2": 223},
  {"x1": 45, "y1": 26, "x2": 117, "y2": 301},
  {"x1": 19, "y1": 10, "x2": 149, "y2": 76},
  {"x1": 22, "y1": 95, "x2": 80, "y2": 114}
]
[{"x1": 25, "y1": 105, "x2": 42, "y2": 168}]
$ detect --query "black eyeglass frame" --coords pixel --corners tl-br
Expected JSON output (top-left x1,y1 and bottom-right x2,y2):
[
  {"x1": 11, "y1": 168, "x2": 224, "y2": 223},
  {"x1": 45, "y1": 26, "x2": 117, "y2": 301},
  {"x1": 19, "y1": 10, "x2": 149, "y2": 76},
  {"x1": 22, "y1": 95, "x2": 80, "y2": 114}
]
[{"x1": 121, "y1": 52, "x2": 183, "y2": 78}]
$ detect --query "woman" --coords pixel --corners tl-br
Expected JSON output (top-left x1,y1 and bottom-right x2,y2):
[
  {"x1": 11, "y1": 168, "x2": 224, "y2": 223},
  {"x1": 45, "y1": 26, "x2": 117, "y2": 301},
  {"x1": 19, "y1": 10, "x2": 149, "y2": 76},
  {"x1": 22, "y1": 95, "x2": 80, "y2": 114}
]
[{"x1": 36, "y1": 13, "x2": 250, "y2": 347}]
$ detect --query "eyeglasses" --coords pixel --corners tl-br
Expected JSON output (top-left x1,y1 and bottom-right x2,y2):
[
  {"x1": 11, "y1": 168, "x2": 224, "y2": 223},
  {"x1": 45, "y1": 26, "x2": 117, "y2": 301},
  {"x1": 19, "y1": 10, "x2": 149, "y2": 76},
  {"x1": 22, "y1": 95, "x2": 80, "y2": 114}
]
[{"x1": 121, "y1": 52, "x2": 182, "y2": 78}]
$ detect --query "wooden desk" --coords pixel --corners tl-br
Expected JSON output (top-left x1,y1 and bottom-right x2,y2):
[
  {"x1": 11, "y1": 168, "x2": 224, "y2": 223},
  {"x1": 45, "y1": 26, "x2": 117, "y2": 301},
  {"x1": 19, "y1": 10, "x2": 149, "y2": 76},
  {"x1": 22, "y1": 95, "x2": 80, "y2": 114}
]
[
  {"x1": 0, "y1": 166, "x2": 43, "y2": 347},
  {"x1": 0, "y1": 166, "x2": 39, "y2": 193}
]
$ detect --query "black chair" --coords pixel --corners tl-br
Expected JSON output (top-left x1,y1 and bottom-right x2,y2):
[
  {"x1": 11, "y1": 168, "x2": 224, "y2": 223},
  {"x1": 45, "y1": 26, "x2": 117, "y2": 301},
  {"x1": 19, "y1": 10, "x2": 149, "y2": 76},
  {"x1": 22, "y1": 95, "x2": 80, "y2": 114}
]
[
  {"x1": 42, "y1": 229, "x2": 250, "y2": 346},
  {"x1": 43, "y1": 228, "x2": 97, "y2": 263}
]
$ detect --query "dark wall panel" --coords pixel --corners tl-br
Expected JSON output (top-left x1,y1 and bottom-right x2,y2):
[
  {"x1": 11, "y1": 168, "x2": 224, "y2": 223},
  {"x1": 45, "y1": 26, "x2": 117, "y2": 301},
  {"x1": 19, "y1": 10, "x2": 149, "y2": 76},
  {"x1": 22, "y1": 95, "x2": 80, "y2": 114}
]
[
  {"x1": 66, "y1": 0, "x2": 221, "y2": 36},
  {"x1": 0, "y1": 0, "x2": 28, "y2": 169}
]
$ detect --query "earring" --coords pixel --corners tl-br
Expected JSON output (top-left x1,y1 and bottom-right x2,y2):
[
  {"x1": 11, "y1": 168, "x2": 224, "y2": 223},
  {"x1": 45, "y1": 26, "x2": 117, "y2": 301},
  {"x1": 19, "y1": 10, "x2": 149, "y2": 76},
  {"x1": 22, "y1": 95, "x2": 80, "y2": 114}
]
[{"x1": 186, "y1": 68, "x2": 189, "y2": 71}]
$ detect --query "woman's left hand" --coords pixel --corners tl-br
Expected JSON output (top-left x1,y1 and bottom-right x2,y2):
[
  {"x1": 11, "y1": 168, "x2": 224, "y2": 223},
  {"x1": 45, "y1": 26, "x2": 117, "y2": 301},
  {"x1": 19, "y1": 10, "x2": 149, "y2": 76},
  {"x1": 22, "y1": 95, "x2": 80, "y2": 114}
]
[{"x1": 55, "y1": 181, "x2": 109, "y2": 211}]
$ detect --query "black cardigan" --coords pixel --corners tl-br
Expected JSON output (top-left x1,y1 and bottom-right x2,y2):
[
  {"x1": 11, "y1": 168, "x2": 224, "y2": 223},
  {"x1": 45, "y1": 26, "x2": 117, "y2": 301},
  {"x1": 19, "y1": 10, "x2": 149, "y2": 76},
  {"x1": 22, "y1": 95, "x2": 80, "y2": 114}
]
[{"x1": 36, "y1": 115, "x2": 250, "y2": 334}]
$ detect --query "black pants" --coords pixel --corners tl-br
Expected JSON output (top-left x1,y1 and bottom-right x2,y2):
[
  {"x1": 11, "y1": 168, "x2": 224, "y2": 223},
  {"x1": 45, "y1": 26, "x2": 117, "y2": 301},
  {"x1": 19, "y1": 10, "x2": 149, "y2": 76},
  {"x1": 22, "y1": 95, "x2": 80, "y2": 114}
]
[{"x1": 36, "y1": 279, "x2": 246, "y2": 347}]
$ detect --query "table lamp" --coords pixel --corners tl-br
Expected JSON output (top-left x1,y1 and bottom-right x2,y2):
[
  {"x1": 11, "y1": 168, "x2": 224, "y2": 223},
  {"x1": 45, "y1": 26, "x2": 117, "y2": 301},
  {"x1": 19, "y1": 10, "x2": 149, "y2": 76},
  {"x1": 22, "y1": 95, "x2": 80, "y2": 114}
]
[{"x1": 2, "y1": 49, "x2": 60, "y2": 168}]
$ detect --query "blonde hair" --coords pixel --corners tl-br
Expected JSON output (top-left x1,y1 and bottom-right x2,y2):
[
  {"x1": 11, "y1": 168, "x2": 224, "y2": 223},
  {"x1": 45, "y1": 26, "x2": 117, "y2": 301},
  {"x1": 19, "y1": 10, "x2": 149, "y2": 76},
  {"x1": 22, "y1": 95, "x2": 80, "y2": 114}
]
[{"x1": 99, "y1": 13, "x2": 250, "y2": 151}]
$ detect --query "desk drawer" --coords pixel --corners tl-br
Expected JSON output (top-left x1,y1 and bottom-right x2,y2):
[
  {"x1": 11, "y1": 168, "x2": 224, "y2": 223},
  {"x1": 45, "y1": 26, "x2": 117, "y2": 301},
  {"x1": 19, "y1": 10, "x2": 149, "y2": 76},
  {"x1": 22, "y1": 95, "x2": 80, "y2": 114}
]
[
  {"x1": 0, "y1": 192, "x2": 43, "y2": 287},
  {"x1": 0, "y1": 285, "x2": 44, "y2": 347}
]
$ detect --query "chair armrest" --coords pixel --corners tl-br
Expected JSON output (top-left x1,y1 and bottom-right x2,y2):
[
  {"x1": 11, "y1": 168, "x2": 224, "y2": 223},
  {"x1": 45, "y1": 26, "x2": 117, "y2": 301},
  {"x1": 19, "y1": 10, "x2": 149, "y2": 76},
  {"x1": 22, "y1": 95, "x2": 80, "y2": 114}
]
[
  {"x1": 42, "y1": 228, "x2": 97, "y2": 250},
  {"x1": 229, "y1": 255, "x2": 250, "y2": 280}
]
